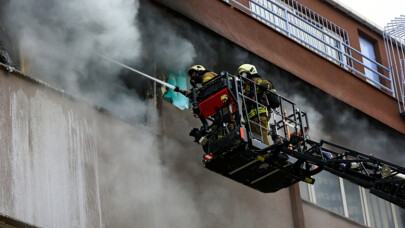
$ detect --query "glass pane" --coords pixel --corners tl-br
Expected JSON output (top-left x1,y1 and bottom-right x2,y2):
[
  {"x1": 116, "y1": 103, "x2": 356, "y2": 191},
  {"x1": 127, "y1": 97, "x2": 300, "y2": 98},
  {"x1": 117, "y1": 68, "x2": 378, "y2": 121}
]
[
  {"x1": 394, "y1": 205, "x2": 405, "y2": 228},
  {"x1": 313, "y1": 172, "x2": 344, "y2": 215},
  {"x1": 299, "y1": 182, "x2": 310, "y2": 201},
  {"x1": 343, "y1": 180, "x2": 364, "y2": 224},
  {"x1": 358, "y1": 35, "x2": 379, "y2": 87},
  {"x1": 365, "y1": 192, "x2": 394, "y2": 228}
]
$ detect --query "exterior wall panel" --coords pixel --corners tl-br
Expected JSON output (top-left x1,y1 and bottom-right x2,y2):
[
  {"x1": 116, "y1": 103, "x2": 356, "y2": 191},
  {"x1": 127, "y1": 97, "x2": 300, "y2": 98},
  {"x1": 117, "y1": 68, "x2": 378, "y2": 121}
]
[
  {"x1": 302, "y1": 201, "x2": 367, "y2": 228},
  {"x1": 0, "y1": 69, "x2": 102, "y2": 227}
]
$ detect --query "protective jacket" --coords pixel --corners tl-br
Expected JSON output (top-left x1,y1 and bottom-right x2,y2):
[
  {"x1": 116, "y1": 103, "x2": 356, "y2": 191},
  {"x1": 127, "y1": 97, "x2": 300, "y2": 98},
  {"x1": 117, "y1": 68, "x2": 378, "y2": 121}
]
[
  {"x1": 190, "y1": 71, "x2": 217, "y2": 87},
  {"x1": 244, "y1": 76, "x2": 279, "y2": 119}
]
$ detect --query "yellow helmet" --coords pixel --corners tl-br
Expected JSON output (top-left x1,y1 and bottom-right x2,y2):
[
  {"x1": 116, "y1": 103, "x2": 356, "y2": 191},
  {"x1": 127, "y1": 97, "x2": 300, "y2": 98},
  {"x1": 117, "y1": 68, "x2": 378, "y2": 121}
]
[
  {"x1": 187, "y1": 65, "x2": 206, "y2": 77},
  {"x1": 238, "y1": 64, "x2": 258, "y2": 76}
]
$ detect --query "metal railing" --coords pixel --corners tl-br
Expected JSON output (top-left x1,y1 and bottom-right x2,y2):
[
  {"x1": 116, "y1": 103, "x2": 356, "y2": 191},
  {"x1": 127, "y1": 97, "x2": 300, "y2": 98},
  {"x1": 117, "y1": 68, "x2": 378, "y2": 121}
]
[
  {"x1": 384, "y1": 15, "x2": 405, "y2": 115},
  {"x1": 237, "y1": 74, "x2": 309, "y2": 146},
  {"x1": 223, "y1": 0, "x2": 393, "y2": 95}
]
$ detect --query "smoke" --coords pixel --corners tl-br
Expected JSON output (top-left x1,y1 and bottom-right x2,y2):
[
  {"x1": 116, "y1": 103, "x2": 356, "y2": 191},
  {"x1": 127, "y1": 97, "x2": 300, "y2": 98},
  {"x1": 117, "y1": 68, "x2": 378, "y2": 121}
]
[
  {"x1": 3, "y1": 0, "x2": 145, "y2": 122},
  {"x1": 136, "y1": 0, "x2": 196, "y2": 72},
  {"x1": 7, "y1": 0, "x2": 139, "y2": 83},
  {"x1": 98, "y1": 119, "x2": 204, "y2": 228}
]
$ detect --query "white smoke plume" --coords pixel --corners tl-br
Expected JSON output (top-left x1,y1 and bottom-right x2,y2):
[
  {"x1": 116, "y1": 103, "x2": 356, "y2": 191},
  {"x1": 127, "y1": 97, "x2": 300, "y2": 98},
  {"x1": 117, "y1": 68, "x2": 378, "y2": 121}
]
[
  {"x1": 7, "y1": 0, "x2": 139, "y2": 87},
  {"x1": 3, "y1": 0, "x2": 147, "y2": 123},
  {"x1": 136, "y1": 0, "x2": 196, "y2": 71},
  {"x1": 4, "y1": 0, "x2": 199, "y2": 122}
]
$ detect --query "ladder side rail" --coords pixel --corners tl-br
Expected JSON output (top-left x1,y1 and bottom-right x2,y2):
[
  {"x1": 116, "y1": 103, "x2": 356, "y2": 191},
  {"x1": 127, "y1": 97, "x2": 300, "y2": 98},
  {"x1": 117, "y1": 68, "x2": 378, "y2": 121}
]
[
  {"x1": 306, "y1": 144, "x2": 405, "y2": 180},
  {"x1": 304, "y1": 139, "x2": 405, "y2": 207},
  {"x1": 234, "y1": 76, "x2": 245, "y2": 127},
  {"x1": 319, "y1": 140, "x2": 405, "y2": 173},
  {"x1": 235, "y1": 75, "x2": 307, "y2": 141},
  {"x1": 284, "y1": 137, "x2": 405, "y2": 184},
  {"x1": 238, "y1": 76, "x2": 255, "y2": 141},
  {"x1": 280, "y1": 140, "x2": 405, "y2": 208},
  {"x1": 274, "y1": 99, "x2": 304, "y2": 138},
  {"x1": 226, "y1": 73, "x2": 243, "y2": 127}
]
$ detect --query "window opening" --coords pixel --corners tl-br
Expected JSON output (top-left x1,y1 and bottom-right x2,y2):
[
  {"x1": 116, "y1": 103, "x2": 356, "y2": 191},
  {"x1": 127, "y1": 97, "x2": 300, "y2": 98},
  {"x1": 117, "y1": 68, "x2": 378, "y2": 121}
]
[
  {"x1": 313, "y1": 171, "x2": 344, "y2": 214},
  {"x1": 359, "y1": 35, "x2": 380, "y2": 88},
  {"x1": 163, "y1": 71, "x2": 189, "y2": 110},
  {"x1": 343, "y1": 179, "x2": 365, "y2": 224}
]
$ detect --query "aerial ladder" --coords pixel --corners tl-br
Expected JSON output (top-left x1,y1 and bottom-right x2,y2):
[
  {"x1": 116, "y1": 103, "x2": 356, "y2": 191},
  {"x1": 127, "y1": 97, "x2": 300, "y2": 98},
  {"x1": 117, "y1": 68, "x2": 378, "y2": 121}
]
[
  {"x1": 102, "y1": 58, "x2": 405, "y2": 209},
  {"x1": 187, "y1": 71, "x2": 405, "y2": 209}
]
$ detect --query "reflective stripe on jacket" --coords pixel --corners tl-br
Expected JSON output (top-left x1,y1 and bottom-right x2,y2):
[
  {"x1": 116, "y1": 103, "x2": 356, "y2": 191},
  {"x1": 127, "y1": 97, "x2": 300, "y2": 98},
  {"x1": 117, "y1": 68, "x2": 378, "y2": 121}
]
[
  {"x1": 244, "y1": 77, "x2": 272, "y2": 119},
  {"x1": 248, "y1": 106, "x2": 268, "y2": 119}
]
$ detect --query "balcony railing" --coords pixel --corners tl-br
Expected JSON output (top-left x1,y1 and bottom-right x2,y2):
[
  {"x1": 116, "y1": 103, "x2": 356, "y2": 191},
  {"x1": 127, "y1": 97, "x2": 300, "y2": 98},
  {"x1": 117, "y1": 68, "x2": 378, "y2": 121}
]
[
  {"x1": 223, "y1": 0, "x2": 393, "y2": 95},
  {"x1": 384, "y1": 15, "x2": 405, "y2": 115}
]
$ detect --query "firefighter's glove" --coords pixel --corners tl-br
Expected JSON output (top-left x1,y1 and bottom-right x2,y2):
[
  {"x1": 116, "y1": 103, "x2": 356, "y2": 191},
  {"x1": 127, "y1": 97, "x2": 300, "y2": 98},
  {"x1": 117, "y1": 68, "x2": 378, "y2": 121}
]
[
  {"x1": 257, "y1": 83, "x2": 271, "y2": 91},
  {"x1": 266, "y1": 90, "x2": 280, "y2": 109},
  {"x1": 190, "y1": 78, "x2": 197, "y2": 87},
  {"x1": 174, "y1": 86, "x2": 189, "y2": 96}
]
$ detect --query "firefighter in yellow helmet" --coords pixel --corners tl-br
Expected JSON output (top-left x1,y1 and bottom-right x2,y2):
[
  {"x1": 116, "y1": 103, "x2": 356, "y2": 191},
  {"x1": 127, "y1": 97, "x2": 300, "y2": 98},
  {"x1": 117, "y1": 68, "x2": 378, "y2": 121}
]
[
  {"x1": 238, "y1": 64, "x2": 280, "y2": 145},
  {"x1": 175, "y1": 65, "x2": 217, "y2": 95},
  {"x1": 187, "y1": 65, "x2": 217, "y2": 87}
]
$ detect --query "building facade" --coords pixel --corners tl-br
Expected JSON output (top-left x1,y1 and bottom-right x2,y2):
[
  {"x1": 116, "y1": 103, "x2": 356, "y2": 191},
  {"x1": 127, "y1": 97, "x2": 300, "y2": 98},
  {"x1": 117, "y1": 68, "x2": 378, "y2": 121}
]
[{"x1": 0, "y1": 0, "x2": 404, "y2": 227}]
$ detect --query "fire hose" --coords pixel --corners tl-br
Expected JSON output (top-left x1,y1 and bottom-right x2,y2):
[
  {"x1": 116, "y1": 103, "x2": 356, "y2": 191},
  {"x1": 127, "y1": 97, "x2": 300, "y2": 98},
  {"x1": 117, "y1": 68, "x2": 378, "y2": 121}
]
[{"x1": 100, "y1": 55, "x2": 182, "y2": 92}]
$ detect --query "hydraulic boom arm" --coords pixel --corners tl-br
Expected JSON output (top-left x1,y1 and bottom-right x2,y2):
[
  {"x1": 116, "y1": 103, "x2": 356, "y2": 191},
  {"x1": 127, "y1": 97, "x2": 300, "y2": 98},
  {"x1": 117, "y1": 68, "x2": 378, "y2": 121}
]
[{"x1": 280, "y1": 136, "x2": 405, "y2": 208}]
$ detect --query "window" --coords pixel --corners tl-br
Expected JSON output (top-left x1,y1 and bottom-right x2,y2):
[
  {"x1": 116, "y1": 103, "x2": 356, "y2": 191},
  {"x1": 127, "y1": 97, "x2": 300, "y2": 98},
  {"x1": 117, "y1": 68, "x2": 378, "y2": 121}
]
[
  {"x1": 163, "y1": 71, "x2": 189, "y2": 110},
  {"x1": 300, "y1": 179, "x2": 401, "y2": 227},
  {"x1": 358, "y1": 35, "x2": 380, "y2": 87},
  {"x1": 312, "y1": 172, "x2": 344, "y2": 214},
  {"x1": 365, "y1": 192, "x2": 395, "y2": 228},
  {"x1": 342, "y1": 179, "x2": 364, "y2": 224},
  {"x1": 394, "y1": 205, "x2": 405, "y2": 228}
]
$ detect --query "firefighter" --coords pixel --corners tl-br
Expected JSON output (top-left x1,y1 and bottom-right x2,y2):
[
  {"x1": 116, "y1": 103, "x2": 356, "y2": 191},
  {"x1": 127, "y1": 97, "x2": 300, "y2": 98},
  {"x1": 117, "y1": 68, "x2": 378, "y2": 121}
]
[
  {"x1": 187, "y1": 64, "x2": 217, "y2": 87},
  {"x1": 238, "y1": 64, "x2": 280, "y2": 145},
  {"x1": 174, "y1": 65, "x2": 219, "y2": 140},
  {"x1": 175, "y1": 64, "x2": 217, "y2": 96}
]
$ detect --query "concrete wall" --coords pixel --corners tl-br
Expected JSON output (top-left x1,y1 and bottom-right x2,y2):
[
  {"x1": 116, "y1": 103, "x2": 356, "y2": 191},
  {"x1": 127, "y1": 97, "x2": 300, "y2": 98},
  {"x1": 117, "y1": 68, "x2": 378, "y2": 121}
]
[
  {"x1": 0, "y1": 66, "x2": 166, "y2": 227},
  {"x1": 0, "y1": 68, "x2": 105, "y2": 227},
  {"x1": 302, "y1": 201, "x2": 368, "y2": 228}
]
